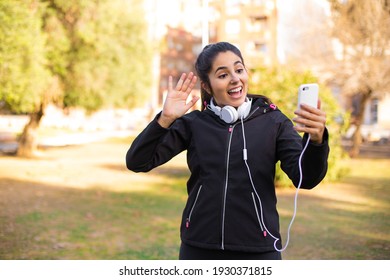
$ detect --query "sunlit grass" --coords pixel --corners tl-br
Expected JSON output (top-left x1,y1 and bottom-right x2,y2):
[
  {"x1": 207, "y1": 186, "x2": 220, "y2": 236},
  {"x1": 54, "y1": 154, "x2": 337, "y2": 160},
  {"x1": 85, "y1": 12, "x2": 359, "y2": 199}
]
[
  {"x1": 0, "y1": 140, "x2": 389, "y2": 260},
  {"x1": 278, "y1": 157, "x2": 390, "y2": 260}
]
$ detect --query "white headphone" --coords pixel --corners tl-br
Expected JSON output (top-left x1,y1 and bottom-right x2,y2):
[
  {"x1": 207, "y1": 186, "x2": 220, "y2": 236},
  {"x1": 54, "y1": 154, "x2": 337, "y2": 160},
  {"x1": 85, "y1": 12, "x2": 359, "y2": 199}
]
[{"x1": 208, "y1": 97, "x2": 252, "y2": 123}]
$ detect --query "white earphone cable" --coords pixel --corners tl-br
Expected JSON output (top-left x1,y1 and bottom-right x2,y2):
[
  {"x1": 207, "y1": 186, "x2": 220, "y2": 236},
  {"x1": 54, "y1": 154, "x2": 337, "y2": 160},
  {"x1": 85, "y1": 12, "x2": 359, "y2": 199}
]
[{"x1": 240, "y1": 116, "x2": 311, "y2": 252}]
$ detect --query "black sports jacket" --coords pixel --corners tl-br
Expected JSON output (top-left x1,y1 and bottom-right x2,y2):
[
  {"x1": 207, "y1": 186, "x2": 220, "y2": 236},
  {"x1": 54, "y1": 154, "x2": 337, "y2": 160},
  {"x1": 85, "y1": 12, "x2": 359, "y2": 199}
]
[{"x1": 126, "y1": 97, "x2": 329, "y2": 253}]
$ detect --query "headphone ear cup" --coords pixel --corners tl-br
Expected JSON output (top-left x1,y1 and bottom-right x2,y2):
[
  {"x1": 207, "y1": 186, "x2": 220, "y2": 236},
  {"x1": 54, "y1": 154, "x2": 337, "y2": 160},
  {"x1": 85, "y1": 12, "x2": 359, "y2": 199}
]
[
  {"x1": 220, "y1": 106, "x2": 238, "y2": 123},
  {"x1": 237, "y1": 98, "x2": 252, "y2": 119},
  {"x1": 209, "y1": 98, "x2": 221, "y2": 115},
  {"x1": 237, "y1": 104, "x2": 246, "y2": 119}
]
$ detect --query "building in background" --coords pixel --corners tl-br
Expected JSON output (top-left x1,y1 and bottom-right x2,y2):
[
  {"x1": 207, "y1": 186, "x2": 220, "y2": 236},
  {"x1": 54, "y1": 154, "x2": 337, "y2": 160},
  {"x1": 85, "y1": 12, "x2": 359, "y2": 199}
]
[
  {"x1": 159, "y1": 27, "x2": 203, "y2": 106},
  {"x1": 143, "y1": 0, "x2": 389, "y2": 141},
  {"x1": 209, "y1": 0, "x2": 278, "y2": 68},
  {"x1": 143, "y1": 0, "x2": 278, "y2": 109}
]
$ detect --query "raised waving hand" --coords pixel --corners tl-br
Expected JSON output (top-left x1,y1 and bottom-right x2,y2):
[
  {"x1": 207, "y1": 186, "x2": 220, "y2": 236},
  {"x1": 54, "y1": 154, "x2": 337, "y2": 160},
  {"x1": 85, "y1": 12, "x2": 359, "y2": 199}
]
[{"x1": 158, "y1": 72, "x2": 199, "y2": 128}]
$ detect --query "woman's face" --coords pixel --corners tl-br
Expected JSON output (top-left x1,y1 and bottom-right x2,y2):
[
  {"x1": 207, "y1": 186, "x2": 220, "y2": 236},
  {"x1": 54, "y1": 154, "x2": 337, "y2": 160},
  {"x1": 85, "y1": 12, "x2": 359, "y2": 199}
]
[{"x1": 204, "y1": 51, "x2": 249, "y2": 108}]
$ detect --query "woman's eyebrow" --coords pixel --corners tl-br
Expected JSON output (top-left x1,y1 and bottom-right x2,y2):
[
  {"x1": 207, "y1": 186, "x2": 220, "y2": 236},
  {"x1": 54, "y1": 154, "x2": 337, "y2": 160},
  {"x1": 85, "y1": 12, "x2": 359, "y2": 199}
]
[{"x1": 214, "y1": 61, "x2": 243, "y2": 74}]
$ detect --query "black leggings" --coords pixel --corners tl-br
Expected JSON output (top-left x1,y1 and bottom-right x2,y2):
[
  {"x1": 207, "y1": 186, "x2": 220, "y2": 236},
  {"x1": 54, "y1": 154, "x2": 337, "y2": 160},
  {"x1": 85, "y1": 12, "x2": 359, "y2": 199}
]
[{"x1": 179, "y1": 242, "x2": 282, "y2": 260}]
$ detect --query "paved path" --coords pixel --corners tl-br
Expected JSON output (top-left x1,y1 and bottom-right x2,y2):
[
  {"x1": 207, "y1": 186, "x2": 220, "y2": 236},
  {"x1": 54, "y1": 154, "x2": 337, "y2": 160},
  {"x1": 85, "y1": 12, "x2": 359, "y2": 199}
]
[{"x1": 0, "y1": 130, "x2": 133, "y2": 154}]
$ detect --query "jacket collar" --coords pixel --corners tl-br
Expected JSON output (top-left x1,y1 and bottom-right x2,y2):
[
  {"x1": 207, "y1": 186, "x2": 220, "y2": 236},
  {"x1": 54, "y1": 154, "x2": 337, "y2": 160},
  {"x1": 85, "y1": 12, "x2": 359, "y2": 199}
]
[{"x1": 204, "y1": 97, "x2": 279, "y2": 124}]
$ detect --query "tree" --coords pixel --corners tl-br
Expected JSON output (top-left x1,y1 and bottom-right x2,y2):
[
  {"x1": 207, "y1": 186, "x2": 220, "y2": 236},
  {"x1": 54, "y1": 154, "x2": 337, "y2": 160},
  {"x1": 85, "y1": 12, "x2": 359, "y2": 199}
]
[
  {"x1": 42, "y1": 0, "x2": 152, "y2": 111},
  {"x1": 0, "y1": 0, "x2": 52, "y2": 157},
  {"x1": 0, "y1": 0, "x2": 152, "y2": 157},
  {"x1": 328, "y1": 0, "x2": 390, "y2": 157}
]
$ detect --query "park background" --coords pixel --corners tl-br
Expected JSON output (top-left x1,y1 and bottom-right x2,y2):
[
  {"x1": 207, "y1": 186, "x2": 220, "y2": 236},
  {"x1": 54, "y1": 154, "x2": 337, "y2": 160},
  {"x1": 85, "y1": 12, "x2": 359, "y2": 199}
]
[{"x1": 0, "y1": 0, "x2": 389, "y2": 259}]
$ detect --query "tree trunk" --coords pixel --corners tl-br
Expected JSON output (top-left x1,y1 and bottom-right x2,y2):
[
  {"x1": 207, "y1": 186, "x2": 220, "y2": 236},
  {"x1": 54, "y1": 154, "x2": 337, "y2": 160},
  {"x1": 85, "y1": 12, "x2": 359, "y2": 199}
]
[
  {"x1": 16, "y1": 103, "x2": 45, "y2": 158},
  {"x1": 349, "y1": 92, "x2": 370, "y2": 158}
]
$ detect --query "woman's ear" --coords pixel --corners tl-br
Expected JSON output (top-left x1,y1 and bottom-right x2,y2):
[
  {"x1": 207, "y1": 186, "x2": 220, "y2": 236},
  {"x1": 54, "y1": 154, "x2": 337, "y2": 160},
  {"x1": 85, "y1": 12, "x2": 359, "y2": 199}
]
[{"x1": 201, "y1": 82, "x2": 211, "y2": 95}]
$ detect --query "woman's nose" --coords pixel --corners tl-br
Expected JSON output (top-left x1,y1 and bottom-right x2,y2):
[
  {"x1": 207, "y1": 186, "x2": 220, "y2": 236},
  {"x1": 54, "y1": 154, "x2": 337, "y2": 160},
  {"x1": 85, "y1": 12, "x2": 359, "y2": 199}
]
[{"x1": 230, "y1": 74, "x2": 239, "y2": 83}]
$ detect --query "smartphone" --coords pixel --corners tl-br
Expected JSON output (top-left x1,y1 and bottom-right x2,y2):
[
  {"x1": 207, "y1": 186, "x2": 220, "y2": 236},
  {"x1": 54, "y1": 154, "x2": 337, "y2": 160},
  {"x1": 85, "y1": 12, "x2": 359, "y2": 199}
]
[
  {"x1": 298, "y1": 83, "x2": 319, "y2": 109},
  {"x1": 297, "y1": 83, "x2": 319, "y2": 127}
]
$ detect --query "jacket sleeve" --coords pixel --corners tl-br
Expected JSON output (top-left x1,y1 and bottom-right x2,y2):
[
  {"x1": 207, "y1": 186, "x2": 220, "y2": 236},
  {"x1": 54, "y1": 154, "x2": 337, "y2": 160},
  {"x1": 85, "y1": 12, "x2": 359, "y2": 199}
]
[
  {"x1": 277, "y1": 116, "x2": 330, "y2": 189},
  {"x1": 300, "y1": 129, "x2": 330, "y2": 188},
  {"x1": 126, "y1": 113, "x2": 190, "y2": 172}
]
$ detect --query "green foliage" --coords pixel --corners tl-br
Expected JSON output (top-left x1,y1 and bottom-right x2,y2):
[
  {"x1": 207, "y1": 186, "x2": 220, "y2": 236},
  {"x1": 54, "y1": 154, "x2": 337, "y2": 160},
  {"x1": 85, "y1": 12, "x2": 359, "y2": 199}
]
[
  {"x1": 41, "y1": 0, "x2": 152, "y2": 111},
  {"x1": 249, "y1": 66, "x2": 349, "y2": 187},
  {"x1": 0, "y1": 0, "x2": 50, "y2": 113},
  {"x1": 0, "y1": 0, "x2": 152, "y2": 114}
]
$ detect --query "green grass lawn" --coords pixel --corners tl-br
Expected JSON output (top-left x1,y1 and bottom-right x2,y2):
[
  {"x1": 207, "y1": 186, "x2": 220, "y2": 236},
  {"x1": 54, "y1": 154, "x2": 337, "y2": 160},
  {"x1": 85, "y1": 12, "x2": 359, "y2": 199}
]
[
  {"x1": 0, "y1": 140, "x2": 389, "y2": 259},
  {"x1": 279, "y1": 157, "x2": 390, "y2": 259}
]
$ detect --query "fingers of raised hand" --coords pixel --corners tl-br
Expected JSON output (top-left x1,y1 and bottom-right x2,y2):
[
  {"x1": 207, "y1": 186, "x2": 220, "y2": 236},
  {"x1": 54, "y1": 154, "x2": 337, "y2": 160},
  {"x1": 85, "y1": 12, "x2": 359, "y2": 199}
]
[
  {"x1": 175, "y1": 73, "x2": 187, "y2": 91},
  {"x1": 185, "y1": 74, "x2": 197, "y2": 94},
  {"x1": 175, "y1": 72, "x2": 197, "y2": 94},
  {"x1": 168, "y1": 75, "x2": 174, "y2": 92},
  {"x1": 183, "y1": 95, "x2": 200, "y2": 111}
]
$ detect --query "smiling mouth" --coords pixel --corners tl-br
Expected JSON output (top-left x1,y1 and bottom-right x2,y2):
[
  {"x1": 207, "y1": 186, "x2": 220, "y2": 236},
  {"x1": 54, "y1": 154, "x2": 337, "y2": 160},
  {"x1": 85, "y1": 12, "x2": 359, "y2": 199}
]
[{"x1": 228, "y1": 86, "x2": 243, "y2": 97}]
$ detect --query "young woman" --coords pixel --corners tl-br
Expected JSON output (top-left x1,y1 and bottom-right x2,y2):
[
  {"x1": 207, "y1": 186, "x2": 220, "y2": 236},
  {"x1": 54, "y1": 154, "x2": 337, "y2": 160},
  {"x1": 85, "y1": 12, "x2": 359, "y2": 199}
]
[{"x1": 126, "y1": 42, "x2": 329, "y2": 260}]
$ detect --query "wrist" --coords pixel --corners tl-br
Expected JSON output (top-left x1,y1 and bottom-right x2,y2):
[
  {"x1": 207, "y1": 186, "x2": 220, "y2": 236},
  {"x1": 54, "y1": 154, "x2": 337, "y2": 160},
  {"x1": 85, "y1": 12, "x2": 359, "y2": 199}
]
[
  {"x1": 311, "y1": 138, "x2": 323, "y2": 145},
  {"x1": 157, "y1": 113, "x2": 175, "y2": 128}
]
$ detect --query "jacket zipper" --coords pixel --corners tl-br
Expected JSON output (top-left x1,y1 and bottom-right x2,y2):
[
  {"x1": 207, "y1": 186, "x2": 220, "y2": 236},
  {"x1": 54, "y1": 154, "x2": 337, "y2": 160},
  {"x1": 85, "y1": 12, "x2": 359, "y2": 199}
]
[
  {"x1": 186, "y1": 185, "x2": 203, "y2": 228},
  {"x1": 220, "y1": 106, "x2": 261, "y2": 250},
  {"x1": 221, "y1": 124, "x2": 236, "y2": 249}
]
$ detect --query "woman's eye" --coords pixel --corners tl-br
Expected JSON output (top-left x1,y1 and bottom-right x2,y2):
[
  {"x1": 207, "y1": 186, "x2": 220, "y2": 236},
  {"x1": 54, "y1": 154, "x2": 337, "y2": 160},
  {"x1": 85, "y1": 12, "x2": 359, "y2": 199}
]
[
  {"x1": 236, "y1": 69, "x2": 244, "y2": 74},
  {"x1": 218, "y1": 74, "x2": 227, "y2": 79}
]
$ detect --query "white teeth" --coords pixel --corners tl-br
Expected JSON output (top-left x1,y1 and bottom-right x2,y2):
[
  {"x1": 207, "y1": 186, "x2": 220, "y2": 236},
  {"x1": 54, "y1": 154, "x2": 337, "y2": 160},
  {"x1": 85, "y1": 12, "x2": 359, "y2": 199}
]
[{"x1": 228, "y1": 87, "x2": 242, "y2": 93}]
